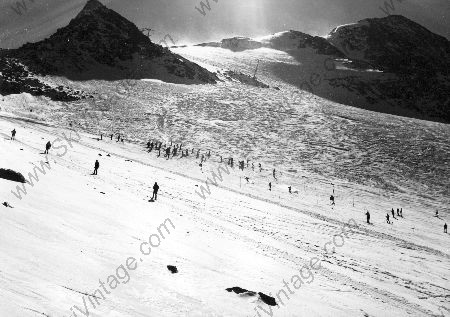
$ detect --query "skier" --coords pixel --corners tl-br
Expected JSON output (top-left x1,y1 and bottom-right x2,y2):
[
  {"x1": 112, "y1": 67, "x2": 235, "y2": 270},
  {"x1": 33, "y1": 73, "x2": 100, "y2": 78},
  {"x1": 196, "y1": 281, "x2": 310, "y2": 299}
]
[
  {"x1": 445, "y1": 223, "x2": 448, "y2": 233},
  {"x1": 100, "y1": 134, "x2": 103, "y2": 140},
  {"x1": 386, "y1": 213, "x2": 390, "y2": 224},
  {"x1": 391, "y1": 208, "x2": 397, "y2": 219},
  {"x1": 11, "y1": 129, "x2": 16, "y2": 140},
  {"x1": 152, "y1": 182, "x2": 159, "y2": 201},
  {"x1": 110, "y1": 134, "x2": 113, "y2": 140},
  {"x1": 366, "y1": 211, "x2": 370, "y2": 224},
  {"x1": 330, "y1": 195, "x2": 335, "y2": 206},
  {"x1": 244, "y1": 177, "x2": 249, "y2": 183},
  {"x1": 288, "y1": 186, "x2": 292, "y2": 194},
  {"x1": 269, "y1": 182, "x2": 272, "y2": 191},
  {"x1": 273, "y1": 169, "x2": 276, "y2": 179},
  {"x1": 165, "y1": 147, "x2": 171, "y2": 159},
  {"x1": 259, "y1": 163, "x2": 262, "y2": 172},
  {"x1": 435, "y1": 210, "x2": 439, "y2": 218},
  {"x1": 400, "y1": 208, "x2": 403, "y2": 217},
  {"x1": 44, "y1": 141, "x2": 51, "y2": 154},
  {"x1": 93, "y1": 160, "x2": 100, "y2": 175},
  {"x1": 117, "y1": 134, "x2": 120, "y2": 142},
  {"x1": 396, "y1": 208, "x2": 400, "y2": 217}
]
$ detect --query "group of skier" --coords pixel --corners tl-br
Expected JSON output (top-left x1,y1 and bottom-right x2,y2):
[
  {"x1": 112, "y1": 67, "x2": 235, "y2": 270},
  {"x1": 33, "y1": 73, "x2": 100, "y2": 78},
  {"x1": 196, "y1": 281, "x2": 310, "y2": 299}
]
[
  {"x1": 386, "y1": 208, "x2": 403, "y2": 224},
  {"x1": 8, "y1": 128, "x2": 449, "y2": 232}
]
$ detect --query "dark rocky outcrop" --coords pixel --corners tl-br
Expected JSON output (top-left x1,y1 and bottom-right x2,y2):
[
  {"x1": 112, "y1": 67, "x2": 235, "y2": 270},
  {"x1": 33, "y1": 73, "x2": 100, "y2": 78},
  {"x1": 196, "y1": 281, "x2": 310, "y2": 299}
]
[{"x1": 0, "y1": 168, "x2": 26, "y2": 183}]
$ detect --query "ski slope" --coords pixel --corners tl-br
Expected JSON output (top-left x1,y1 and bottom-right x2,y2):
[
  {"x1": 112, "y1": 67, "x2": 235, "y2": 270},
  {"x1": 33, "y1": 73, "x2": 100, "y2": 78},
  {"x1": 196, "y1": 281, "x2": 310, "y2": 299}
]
[
  {"x1": 0, "y1": 108, "x2": 449, "y2": 317},
  {"x1": 0, "y1": 45, "x2": 449, "y2": 317}
]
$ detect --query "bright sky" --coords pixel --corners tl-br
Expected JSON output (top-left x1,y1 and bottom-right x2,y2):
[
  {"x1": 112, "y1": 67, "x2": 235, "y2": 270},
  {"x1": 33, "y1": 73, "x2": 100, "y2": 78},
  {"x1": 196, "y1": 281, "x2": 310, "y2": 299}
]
[{"x1": 0, "y1": 0, "x2": 448, "y2": 49}]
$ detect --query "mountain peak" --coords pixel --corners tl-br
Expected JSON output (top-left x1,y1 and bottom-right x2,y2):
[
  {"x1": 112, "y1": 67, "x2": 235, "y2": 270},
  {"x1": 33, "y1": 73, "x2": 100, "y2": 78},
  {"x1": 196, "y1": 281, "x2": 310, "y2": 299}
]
[
  {"x1": 6, "y1": 0, "x2": 217, "y2": 83},
  {"x1": 76, "y1": 0, "x2": 107, "y2": 18}
]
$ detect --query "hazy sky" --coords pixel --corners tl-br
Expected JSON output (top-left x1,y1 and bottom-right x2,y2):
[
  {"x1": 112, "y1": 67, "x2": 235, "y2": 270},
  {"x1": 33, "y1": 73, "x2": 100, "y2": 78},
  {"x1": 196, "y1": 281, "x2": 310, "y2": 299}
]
[{"x1": 0, "y1": 0, "x2": 448, "y2": 49}]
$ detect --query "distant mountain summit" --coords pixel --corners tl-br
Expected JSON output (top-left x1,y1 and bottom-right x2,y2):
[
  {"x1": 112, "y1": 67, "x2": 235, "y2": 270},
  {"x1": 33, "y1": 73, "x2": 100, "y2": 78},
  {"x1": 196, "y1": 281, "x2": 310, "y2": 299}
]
[
  {"x1": 198, "y1": 30, "x2": 344, "y2": 57},
  {"x1": 3, "y1": 0, "x2": 217, "y2": 83},
  {"x1": 327, "y1": 15, "x2": 450, "y2": 75},
  {"x1": 259, "y1": 30, "x2": 344, "y2": 57},
  {"x1": 191, "y1": 15, "x2": 449, "y2": 122}
]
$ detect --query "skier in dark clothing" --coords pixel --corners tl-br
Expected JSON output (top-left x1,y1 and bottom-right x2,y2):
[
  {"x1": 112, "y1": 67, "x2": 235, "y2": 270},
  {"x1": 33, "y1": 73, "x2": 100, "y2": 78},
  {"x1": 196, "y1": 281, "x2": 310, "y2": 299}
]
[
  {"x1": 110, "y1": 134, "x2": 113, "y2": 140},
  {"x1": 391, "y1": 208, "x2": 397, "y2": 219},
  {"x1": 152, "y1": 182, "x2": 159, "y2": 201},
  {"x1": 400, "y1": 208, "x2": 403, "y2": 217},
  {"x1": 366, "y1": 211, "x2": 370, "y2": 224},
  {"x1": 288, "y1": 186, "x2": 292, "y2": 194},
  {"x1": 330, "y1": 195, "x2": 335, "y2": 206},
  {"x1": 44, "y1": 141, "x2": 51, "y2": 154},
  {"x1": 396, "y1": 208, "x2": 400, "y2": 217},
  {"x1": 445, "y1": 223, "x2": 448, "y2": 233},
  {"x1": 269, "y1": 182, "x2": 272, "y2": 191},
  {"x1": 11, "y1": 129, "x2": 16, "y2": 140},
  {"x1": 273, "y1": 169, "x2": 276, "y2": 179},
  {"x1": 386, "y1": 213, "x2": 390, "y2": 224},
  {"x1": 93, "y1": 160, "x2": 100, "y2": 175},
  {"x1": 117, "y1": 134, "x2": 120, "y2": 142}
]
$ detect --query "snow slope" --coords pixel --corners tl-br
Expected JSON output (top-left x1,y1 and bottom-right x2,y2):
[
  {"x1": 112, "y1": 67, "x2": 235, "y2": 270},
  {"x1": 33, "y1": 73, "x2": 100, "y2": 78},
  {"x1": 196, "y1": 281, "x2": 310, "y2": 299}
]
[{"x1": 0, "y1": 107, "x2": 449, "y2": 317}]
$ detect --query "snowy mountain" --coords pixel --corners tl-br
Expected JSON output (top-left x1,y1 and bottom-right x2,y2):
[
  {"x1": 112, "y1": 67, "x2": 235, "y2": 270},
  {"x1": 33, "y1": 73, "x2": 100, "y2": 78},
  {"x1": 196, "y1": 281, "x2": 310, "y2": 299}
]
[
  {"x1": 198, "y1": 31, "x2": 345, "y2": 57},
  {"x1": 0, "y1": 0, "x2": 217, "y2": 99},
  {"x1": 191, "y1": 16, "x2": 449, "y2": 123},
  {"x1": 327, "y1": 15, "x2": 450, "y2": 75}
]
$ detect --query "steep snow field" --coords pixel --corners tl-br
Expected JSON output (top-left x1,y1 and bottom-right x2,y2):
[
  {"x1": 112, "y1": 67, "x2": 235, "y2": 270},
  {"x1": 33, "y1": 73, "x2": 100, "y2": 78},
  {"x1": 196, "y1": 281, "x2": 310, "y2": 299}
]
[{"x1": 1, "y1": 45, "x2": 449, "y2": 316}]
